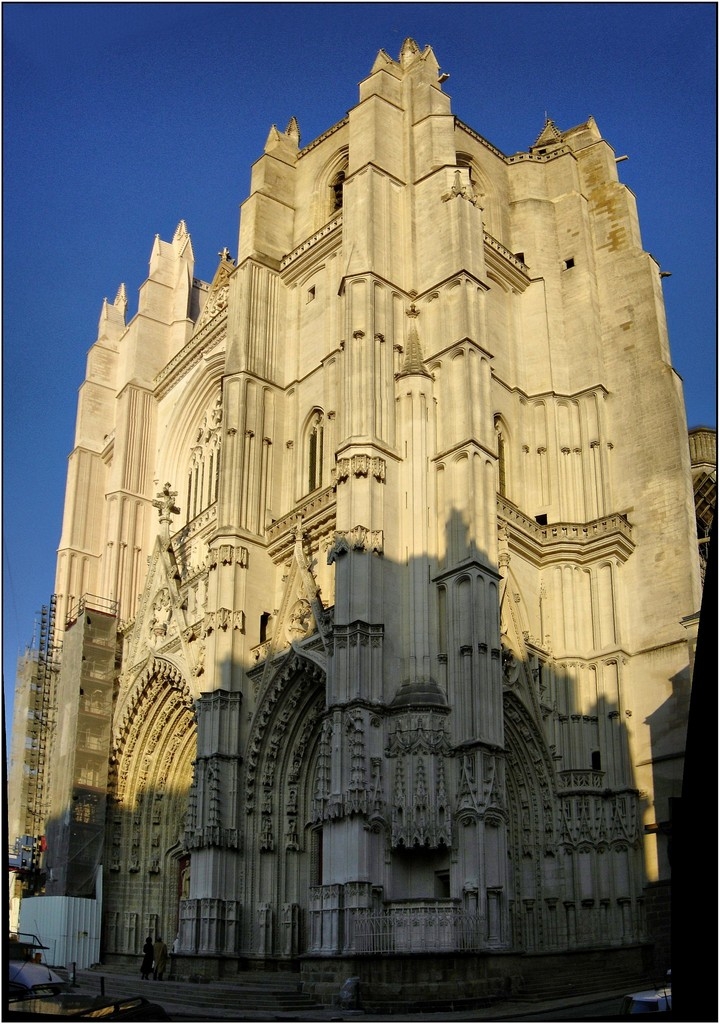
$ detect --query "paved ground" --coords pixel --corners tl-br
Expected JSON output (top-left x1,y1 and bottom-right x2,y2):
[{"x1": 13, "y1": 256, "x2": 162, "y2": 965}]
[{"x1": 60, "y1": 965, "x2": 639, "y2": 1022}]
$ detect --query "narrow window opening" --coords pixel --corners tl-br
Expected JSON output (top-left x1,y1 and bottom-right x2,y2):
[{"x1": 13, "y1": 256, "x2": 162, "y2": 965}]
[
  {"x1": 308, "y1": 430, "x2": 318, "y2": 492},
  {"x1": 535, "y1": 514, "x2": 548, "y2": 525},
  {"x1": 330, "y1": 170, "x2": 345, "y2": 212},
  {"x1": 311, "y1": 827, "x2": 323, "y2": 886},
  {"x1": 260, "y1": 612, "x2": 271, "y2": 644},
  {"x1": 514, "y1": 252, "x2": 525, "y2": 263},
  {"x1": 307, "y1": 412, "x2": 324, "y2": 492},
  {"x1": 435, "y1": 870, "x2": 451, "y2": 898},
  {"x1": 185, "y1": 393, "x2": 223, "y2": 522},
  {"x1": 563, "y1": 257, "x2": 575, "y2": 270},
  {"x1": 495, "y1": 417, "x2": 507, "y2": 497},
  {"x1": 307, "y1": 285, "x2": 316, "y2": 302},
  {"x1": 591, "y1": 750, "x2": 602, "y2": 772},
  {"x1": 498, "y1": 432, "x2": 507, "y2": 496}
]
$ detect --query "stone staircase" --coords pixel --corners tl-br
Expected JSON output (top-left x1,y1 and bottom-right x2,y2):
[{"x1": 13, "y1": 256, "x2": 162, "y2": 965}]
[{"x1": 62, "y1": 964, "x2": 326, "y2": 1021}]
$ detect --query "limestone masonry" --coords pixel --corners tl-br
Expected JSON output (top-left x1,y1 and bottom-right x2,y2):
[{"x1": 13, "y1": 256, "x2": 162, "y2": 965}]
[{"x1": 9, "y1": 39, "x2": 704, "y2": 1000}]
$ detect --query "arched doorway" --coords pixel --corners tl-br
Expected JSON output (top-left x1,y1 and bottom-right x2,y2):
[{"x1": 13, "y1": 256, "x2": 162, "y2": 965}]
[
  {"x1": 243, "y1": 650, "x2": 326, "y2": 958},
  {"x1": 104, "y1": 659, "x2": 196, "y2": 956},
  {"x1": 503, "y1": 692, "x2": 560, "y2": 953}
]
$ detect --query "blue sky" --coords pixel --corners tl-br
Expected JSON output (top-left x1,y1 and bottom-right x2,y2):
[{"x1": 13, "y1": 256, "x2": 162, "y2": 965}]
[{"x1": 3, "y1": 2, "x2": 717, "y2": 736}]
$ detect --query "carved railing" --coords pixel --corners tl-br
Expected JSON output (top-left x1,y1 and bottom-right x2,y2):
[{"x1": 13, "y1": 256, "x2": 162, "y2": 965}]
[
  {"x1": 298, "y1": 115, "x2": 348, "y2": 157},
  {"x1": 483, "y1": 231, "x2": 529, "y2": 275},
  {"x1": 350, "y1": 903, "x2": 483, "y2": 954},
  {"x1": 557, "y1": 769, "x2": 605, "y2": 792},
  {"x1": 539, "y1": 517, "x2": 633, "y2": 545},
  {"x1": 498, "y1": 497, "x2": 635, "y2": 566},
  {"x1": 266, "y1": 486, "x2": 336, "y2": 563},
  {"x1": 281, "y1": 215, "x2": 342, "y2": 271}
]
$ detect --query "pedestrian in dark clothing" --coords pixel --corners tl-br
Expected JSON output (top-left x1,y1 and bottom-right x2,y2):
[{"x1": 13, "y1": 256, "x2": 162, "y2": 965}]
[
  {"x1": 140, "y1": 936, "x2": 153, "y2": 980},
  {"x1": 153, "y1": 936, "x2": 168, "y2": 980}
]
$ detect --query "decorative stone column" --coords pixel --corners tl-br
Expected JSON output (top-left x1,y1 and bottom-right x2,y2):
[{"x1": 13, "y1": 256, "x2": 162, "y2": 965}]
[
  {"x1": 343, "y1": 881, "x2": 373, "y2": 952},
  {"x1": 486, "y1": 887, "x2": 503, "y2": 946},
  {"x1": 257, "y1": 902, "x2": 273, "y2": 956},
  {"x1": 124, "y1": 912, "x2": 138, "y2": 955},
  {"x1": 308, "y1": 886, "x2": 322, "y2": 952},
  {"x1": 198, "y1": 897, "x2": 225, "y2": 955},
  {"x1": 320, "y1": 884, "x2": 343, "y2": 954},
  {"x1": 282, "y1": 902, "x2": 300, "y2": 956},
  {"x1": 178, "y1": 898, "x2": 199, "y2": 952},
  {"x1": 564, "y1": 901, "x2": 577, "y2": 946},
  {"x1": 224, "y1": 901, "x2": 240, "y2": 955},
  {"x1": 545, "y1": 897, "x2": 559, "y2": 948}
]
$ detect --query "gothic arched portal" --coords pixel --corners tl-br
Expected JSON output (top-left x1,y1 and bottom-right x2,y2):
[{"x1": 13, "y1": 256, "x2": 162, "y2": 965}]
[
  {"x1": 104, "y1": 659, "x2": 196, "y2": 956},
  {"x1": 243, "y1": 650, "x2": 326, "y2": 957},
  {"x1": 503, "y1": 692, "x2": 560, "y2": 953}
]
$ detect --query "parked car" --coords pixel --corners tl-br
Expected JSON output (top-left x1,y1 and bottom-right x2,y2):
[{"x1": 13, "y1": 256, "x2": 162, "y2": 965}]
[
  {"x1": 7, "y1": 962, "x2": 170, "y2": 1020},
  {"x1": 6, "y1": 993, "x2": 171, "y2": 1021},
  {"x1": 8, "y1": 960, "x2": 69, "y2": 1001},
  {"x1": 620, "y1": 977, "x2": 672, "y2": 1015}
]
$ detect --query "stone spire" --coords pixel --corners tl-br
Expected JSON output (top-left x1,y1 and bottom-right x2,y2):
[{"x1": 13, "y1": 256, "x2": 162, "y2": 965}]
[
  {"x1": 97, "y1": 284, "x2": 126, "y2": 339},
  {"x1": 399, "y1": 37, "x2": 421, "y2": 67},
  {"x1": 398, "y1": 304, "x2": 431, "y2": 378},
  {"x1": 285, "y1": 116, "x2": 300, "y2": 147},
  {"x1": 531, "y1": 118, "x2": 564, "y2": 152}
]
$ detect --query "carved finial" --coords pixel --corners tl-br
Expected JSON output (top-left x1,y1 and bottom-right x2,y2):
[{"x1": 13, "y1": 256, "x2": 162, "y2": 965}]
[
  {"x1": 264, "y1": 124, "x2": 283, "y2": 150},
  {"x1": 532, "y1": 117, "x2": 563, "y2": 151},
  {"x1": 285, "y1": 116, "x2": 300, "y2": 147},
  {"x1": 152, "y1": 482, "x2": 180, "y2": 540},
  {"x1": 218, "y1": 246, "x2": 232, "y2": 262},
  {"x1": 399, "y1": 37, "x2": 421, "y2": 67},
  {"x1": 397, "y1": 304, "x2": 430, "y2": 378},
  {"x1": 114, "y1": 283, "x2": 128, "y2": 317}
]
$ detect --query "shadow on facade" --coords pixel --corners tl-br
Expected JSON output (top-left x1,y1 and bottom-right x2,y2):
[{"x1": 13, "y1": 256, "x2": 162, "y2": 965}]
[{"x1": 26, "y1": 506, "x2": 668, "y2": 982}]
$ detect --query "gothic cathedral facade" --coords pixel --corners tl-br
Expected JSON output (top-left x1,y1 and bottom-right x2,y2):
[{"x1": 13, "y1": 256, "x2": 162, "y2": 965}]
[{"x1": 37, "y1": 40, "x2": 698, "y2": 992}]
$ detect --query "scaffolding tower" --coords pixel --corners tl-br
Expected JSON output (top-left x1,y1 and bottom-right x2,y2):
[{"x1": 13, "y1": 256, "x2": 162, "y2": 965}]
[{"x1": 23, "y1": 597, "x2": 60, "y2": 890}]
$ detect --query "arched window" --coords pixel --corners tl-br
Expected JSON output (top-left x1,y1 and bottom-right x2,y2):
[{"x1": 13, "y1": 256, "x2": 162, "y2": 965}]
[
  {"x1": 456, "y1": 153, "x2": 478, "y2": 190},
  {"x1": 186, "y1": 391, "x2": 223, "y2": 523},
  {"x1": 306, "y1": 410, "x2": 324, "y2": 493},
  {"x1": 330, "y1": 169, "x2": 345, "y2": 212},
  {"x1": 318, "y1": 150, "x2": 349, "y2": 226},
  {"x1": 495, "y1": 416, "x2": 507, "y2": 497}
]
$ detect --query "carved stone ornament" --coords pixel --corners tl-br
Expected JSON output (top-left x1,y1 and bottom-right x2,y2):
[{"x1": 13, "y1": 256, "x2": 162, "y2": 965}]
[
  {"x1": 148, "y1": 588, "x2": 173, "y2": 644},
  {"x1": 501, "y1": 642, "x2": 521, "y2": 687},
  {"x1": 327, "y1": 526, "x2": 384, "y2": 563},
  {"x1": 336, "y1": 455, "x2": 386, "y2": 483},
  {"x1": 210, "y1": 543, "x2": 249, "y2": 569},
  {"x1": 441, "y1": 168, "x2": 483, "y2": 208},
  {"x1": 287, "y1": 599, "x2": 313, "y2": 641}
]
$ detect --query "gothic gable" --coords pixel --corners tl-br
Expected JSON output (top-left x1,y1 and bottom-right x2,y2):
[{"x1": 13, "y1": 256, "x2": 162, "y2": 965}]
[
  {"x1": 122, "y1": 534, "x2": 198, "y2": 684},
  {"x1": 194, "y1": 250, "x2": 235, "y2": 332},
  {"x1": 499, "y1": 566, "x2": 548, "y2": 729}
]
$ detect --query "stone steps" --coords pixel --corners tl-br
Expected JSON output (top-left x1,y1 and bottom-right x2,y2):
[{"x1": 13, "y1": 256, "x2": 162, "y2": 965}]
[{"x1": 65, "y1": 967, "x2": 324, "y2": 1018}]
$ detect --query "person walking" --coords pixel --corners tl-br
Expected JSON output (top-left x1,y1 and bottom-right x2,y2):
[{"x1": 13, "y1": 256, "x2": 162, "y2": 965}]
[
  {"x1": 153, "y1": 935, "x2": 168, "y2": 981},
  {"x1": 140, "y1": 936, "x2": 153, "y2": 980}
]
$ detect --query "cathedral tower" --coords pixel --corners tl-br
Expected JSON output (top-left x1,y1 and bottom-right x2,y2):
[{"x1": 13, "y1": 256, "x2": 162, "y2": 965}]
[{"x1": 15, "y1": 40, "x2": 698, "y2": 1004}]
